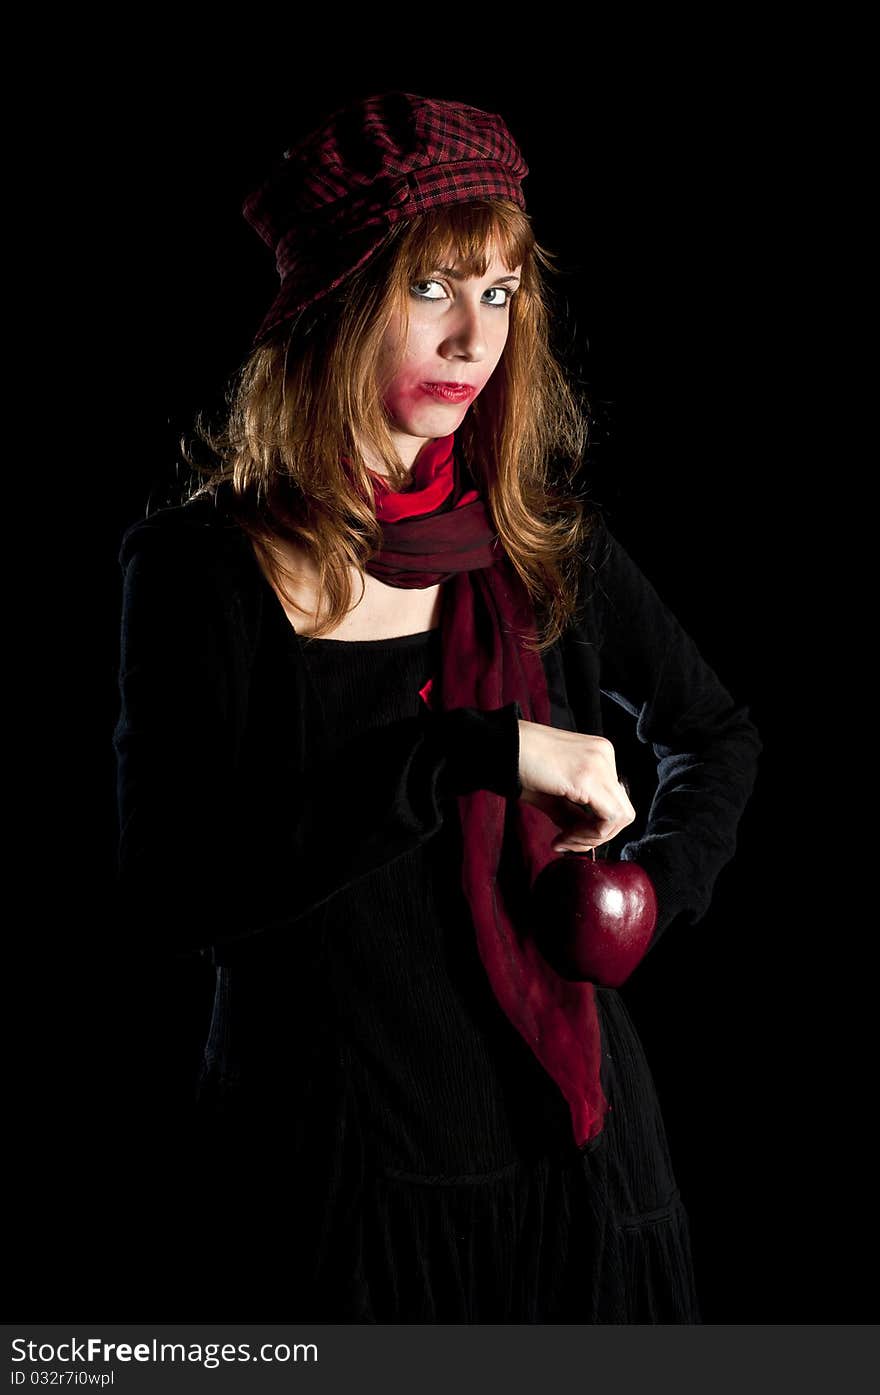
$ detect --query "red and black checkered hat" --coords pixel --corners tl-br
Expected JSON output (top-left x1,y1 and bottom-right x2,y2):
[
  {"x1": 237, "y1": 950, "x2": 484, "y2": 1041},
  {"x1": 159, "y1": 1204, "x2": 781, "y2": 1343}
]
[{"x1": 241, "y1": 91, "x2": 529, "y2": 347}]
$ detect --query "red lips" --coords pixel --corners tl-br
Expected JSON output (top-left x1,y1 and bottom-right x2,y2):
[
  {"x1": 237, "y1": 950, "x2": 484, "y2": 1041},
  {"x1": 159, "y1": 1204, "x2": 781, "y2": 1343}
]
[{"x1": 420, "y1": 382, "x2": 476, "y2": 403}]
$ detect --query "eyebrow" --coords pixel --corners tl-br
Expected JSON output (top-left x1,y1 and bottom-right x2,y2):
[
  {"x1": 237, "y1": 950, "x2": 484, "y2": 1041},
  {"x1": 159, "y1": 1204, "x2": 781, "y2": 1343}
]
[{"x1": 435, "y1": 265, "x2": 522, "y2": 284}]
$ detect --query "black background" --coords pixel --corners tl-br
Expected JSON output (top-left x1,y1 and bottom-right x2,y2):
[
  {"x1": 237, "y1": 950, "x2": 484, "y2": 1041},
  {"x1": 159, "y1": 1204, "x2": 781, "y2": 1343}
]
[{"x1": 8, "y1": 35, "x2": 871, "y2": 1325}]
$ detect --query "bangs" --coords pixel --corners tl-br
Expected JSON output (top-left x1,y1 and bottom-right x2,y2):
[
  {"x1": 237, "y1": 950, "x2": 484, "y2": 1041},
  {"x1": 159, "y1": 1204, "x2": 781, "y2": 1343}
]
[{"x1": 400, "y1": 200, "x2": 533, "y2": 280}]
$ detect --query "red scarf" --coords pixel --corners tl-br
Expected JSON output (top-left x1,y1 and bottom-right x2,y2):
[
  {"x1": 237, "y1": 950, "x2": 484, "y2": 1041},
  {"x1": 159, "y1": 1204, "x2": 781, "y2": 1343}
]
[{"x1": 356, "y1": 433, "x2": 608, "y2": 1149}]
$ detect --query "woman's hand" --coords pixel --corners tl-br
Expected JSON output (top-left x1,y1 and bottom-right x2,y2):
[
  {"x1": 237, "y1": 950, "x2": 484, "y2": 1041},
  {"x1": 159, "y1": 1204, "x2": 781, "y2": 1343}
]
[{"x1": 517, "y1": 720, "x2": 636, "y2": 853}]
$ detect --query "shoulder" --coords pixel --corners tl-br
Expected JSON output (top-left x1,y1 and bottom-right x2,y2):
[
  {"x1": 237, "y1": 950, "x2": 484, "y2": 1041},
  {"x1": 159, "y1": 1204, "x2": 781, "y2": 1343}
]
[
  {"x1": 570, "y1": 508, "x2": 613, "y2": 614},
  {"x1": 117, "y1": 487, "x2": 265, "y2": 653},
  {"x1": 118, "y1": 486, "x2": 247, "y2": 572}
]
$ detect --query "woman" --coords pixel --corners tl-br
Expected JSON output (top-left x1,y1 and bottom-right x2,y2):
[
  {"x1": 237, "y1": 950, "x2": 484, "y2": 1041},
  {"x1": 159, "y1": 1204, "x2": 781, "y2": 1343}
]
[{"x1": 113, "y1": 92, "x2": 762, "y2": 1322}]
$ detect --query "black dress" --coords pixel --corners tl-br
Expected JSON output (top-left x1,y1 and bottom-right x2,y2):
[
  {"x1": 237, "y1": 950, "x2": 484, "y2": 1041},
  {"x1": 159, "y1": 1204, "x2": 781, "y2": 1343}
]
[{"x1": 192, "y1": 624, "x2": 701, "y2": 1324}]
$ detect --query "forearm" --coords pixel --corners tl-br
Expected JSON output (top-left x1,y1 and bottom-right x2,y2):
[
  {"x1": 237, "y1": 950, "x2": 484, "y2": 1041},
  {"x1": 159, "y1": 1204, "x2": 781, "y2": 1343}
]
[
  {"x1": 618, "y1": 713, "x2": 763, "y2": 941},
  {"x1": 115, "y1": 700, "x2": 522, "y2": 957}
]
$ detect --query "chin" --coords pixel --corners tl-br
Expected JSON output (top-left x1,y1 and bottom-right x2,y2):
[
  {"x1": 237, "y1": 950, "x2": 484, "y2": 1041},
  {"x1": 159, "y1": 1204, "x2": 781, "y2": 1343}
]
[{"x1": 394, "y1": 401, "x2": 470, "y2": 439}]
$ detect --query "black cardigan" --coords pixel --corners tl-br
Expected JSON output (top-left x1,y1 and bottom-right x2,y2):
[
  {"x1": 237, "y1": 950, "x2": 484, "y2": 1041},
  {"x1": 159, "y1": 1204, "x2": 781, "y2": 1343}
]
[{"x1": 112, "y1": 493, "x2": 762, "y2": 967}]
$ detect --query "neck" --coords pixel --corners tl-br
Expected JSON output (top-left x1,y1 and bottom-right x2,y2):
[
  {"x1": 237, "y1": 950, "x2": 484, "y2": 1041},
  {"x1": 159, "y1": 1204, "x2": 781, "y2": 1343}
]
[{"x1": 359, "y1": 434, "x2": 437, "y2": 477}]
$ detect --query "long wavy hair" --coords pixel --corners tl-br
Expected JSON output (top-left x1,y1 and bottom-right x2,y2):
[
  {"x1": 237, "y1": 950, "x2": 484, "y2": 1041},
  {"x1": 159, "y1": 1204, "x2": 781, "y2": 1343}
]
[{"x1": 180, "y1": 198, "x2": 598, "y2": 652}]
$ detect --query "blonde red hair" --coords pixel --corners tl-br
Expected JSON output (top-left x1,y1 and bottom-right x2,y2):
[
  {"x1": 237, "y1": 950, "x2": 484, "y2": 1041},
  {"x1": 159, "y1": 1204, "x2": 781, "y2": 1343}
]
[{"x1": 181, "y1": 198, "x2": 597, "y2": 652}]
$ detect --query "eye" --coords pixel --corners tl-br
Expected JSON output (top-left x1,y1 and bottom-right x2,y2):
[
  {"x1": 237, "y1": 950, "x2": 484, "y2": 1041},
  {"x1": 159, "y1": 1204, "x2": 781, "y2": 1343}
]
[
  {"x1": 410, "y1": 279, "x2": 447, "y2": 301},
  {"x1": 409, "y1": 280, "x2": 517, "y2": 309},
  {"x1": 482, "y1": 286, "x2": 514, "y2": 308}
]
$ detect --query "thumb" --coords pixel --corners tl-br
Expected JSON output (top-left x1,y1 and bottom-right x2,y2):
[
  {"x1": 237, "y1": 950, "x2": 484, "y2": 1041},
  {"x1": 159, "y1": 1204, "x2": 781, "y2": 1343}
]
[{"x1": 519, "y1": 789, "x2": 598, "y2": 834}]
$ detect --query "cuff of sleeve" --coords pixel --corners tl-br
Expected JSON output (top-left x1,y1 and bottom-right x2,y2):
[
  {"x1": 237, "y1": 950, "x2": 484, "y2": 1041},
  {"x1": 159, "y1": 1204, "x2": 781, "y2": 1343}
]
[
  {"x1": 618, "y1": 843, "x2": 685, "y2": 946},
  {"x1": 434, "y1": 700, "x2": 523, "y2": 800}
]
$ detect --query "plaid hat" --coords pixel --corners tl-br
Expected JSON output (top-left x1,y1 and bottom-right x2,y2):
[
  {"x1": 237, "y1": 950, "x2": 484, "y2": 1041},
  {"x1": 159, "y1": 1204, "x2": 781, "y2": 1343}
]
[{"x1": 241, "y1": 91, "x2": 529, "y2": 347}]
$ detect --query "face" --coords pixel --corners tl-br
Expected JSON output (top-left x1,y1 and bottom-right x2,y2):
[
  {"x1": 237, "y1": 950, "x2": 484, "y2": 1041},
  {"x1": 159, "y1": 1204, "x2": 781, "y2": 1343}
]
[{"x1": 375, "y1": 245, "x2": 522, "y2": 469}]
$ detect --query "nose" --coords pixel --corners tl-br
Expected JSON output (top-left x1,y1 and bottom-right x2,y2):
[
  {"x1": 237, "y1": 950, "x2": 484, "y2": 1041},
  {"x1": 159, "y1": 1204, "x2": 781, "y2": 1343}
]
[{"x1": 440, "y1": 299, "x2": 489, "y2": 363}]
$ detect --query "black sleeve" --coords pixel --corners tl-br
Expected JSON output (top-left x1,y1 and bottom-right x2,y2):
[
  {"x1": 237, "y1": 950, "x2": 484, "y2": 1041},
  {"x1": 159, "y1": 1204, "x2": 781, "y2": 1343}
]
[
  {"x1": 586, "y1": 516, "x2": 763, "y2": 944},
  {"x1": 112, "y1": 539, "x2": 522, "y2": 957}
]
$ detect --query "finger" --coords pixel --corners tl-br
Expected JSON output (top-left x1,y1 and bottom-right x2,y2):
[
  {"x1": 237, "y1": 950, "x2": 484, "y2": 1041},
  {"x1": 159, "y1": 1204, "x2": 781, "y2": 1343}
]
[
  {"x1": 566, "y1": 796, "x2": 622, "y2": 836},
  {"x1": 560, "y1": 794, "x2": 632, "y2": 846}
]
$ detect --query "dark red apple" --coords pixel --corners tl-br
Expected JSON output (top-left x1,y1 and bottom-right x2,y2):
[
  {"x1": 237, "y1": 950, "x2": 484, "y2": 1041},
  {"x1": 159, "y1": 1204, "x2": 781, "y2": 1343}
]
[{"x1": 530, "y1": 853, "x2": 658, "y2": 987}]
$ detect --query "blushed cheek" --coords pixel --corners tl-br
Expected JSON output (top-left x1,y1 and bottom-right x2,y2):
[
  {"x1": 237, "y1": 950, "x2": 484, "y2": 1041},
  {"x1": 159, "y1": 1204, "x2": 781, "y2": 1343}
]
[{"x1": 381, "y1": 372, "x2": 425, "y2": 415}]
